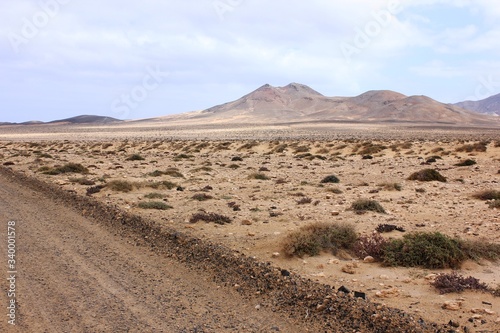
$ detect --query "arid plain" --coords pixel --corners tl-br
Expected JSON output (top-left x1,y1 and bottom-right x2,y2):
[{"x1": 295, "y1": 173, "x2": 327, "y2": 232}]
[{"x1": 1, "y1": 122, "x2": 499, "y2": 332}]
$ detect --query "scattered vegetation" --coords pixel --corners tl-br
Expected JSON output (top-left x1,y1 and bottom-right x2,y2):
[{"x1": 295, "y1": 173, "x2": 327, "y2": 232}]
[
  {"x1": 189, "y1": 212, "x2": 231, "y2": 225},
  {"x1": 432, "y1": 272, "x2": 488, "y2": 294},
  {"x1": 408, "y1": 169, "x2": 446, "y2": 182},
  {"x1": 456, "y1": 141, "x2": 488, "y2": 153},
  {"x1": 320, "y1": 175, "x2": 340, "y2": 184},
  {"x1": 147, "y1": 180, "x2": 177, "y2": 190},
  {"x1": 281, "y1": 222, "x2": 357, "y2": 257},
  {"x1": 350, "y1": 199, "x2": 386, "y2": 214},
  {"x1": 138, "y1": 201, "x2": 172, "y2": 210}
]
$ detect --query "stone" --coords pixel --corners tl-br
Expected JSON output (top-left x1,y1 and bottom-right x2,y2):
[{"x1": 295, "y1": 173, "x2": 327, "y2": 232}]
[
  {"x1": 363, "y1": 256, "x2": 375, "y2": 263},
  {"x1": 342, "y1": 263, "x2": 356, "y2": 274},
  {"x1": 271, "y1": 252, "x2": 280, "y2": 258},
  {"x1": 331, "y1": 211, "x2": 340, "y2": 216},
  {"x1": 375, "y1": 288, "x2": 399, "y2": 298},
  {"x1": 442, "y1": 301, "x2": 462, "y2": 311},
  {"x1": 241, "y1": 220, "x2": 253, "y2": 225}
]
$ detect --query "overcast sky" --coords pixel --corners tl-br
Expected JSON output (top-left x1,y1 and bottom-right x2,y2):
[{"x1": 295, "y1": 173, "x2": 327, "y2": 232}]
[{"x1": 1, "y1": 0, "x2": 500, "y2": 122}]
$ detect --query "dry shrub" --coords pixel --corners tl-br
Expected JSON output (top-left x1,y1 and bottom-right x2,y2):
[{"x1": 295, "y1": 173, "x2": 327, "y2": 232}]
[
  {"x1": 107, "y1": 180, "x2": 134, "y2": 192},
  {"x1": 408, "y1": 169, "x2": 446, "y2": 182},
  {"x1": 472, "y1": 190, "x2": 500, "y2": 201},
  {"x1": 432, "y1": 272, "x2": 488, "y2": 294},
  {"x1": 455, "y1": 159, "x2": 476, "y2": 167},
  {"x1": 42, "y1": 163, "x2": 89, "y2": 175},
  {"x1": 248, "y1": 173, "x2": 270, "y2": 180},
  {"x1": 281, "y1": 222, "x2": 357, "y2": 257},
  {"x1": 126, "y1": 154, "x2": 145, "y2": 161},
  {"x1": 320, "y1": 175, "x2": 340, "y2": 184},
  {"x1": 189, "y1": 212, "x2": 231, "y2": 225},
  {"x1": 191, "y1": 193, "x2": 213, "y2": 201},
  {"x1": 352, "y1": 233, "x2": 388, "y2": 261},
  {"x1": 138, "y1": 201, "x2": 172, "y2": 210},
  {"x1": 297, "y1": 197, "x2": 312, "y2": 205}
]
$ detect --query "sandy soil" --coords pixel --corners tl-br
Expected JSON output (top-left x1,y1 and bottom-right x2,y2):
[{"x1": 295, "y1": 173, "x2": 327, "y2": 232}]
[{"x1": 0, "y1": 123, "x2": 499, "y2": 332}]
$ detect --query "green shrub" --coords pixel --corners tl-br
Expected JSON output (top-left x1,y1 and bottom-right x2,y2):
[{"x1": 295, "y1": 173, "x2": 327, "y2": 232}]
[
  {"x1": 144, "y1": 192, "x2": 165, "y2": 199},
  {"x1": 107, "y1": 180, "x2": 134, "y2": 192},
  {"x1": 320, "y1": 175, "x2": 340, "y2": 184},
  {"x1": 281, "y1": 222, "x2": 357, "y2": 257},
  {"x1": 138, "y1": 201, "x2": 172, "y2": 210},
  {"x1": 383, "y1": 232, "x2": 466, "y2": 269},
  {"x1": 350, "y1": 199, "x2": 386, "y2": 214},
  {"x1": 455, "y1": 159, "x2": 477, "y2": 167},
  {"x1": 126, "y1": 154, "x2": 145, "y2": 161},
  {"x1": 408, "y1": 169, "x2": 446, "y2": 182}
]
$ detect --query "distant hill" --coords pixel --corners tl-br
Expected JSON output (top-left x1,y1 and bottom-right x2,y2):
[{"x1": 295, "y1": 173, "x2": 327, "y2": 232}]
[
  {"x1": 48, "y1": 115, "x2": 122, "y2": 124},
  {"x1": 0, "y1": 115, "x2": 122, "y2": 126},
  {"x1": 185, "y1": 83, "x2": 497, "y2": 126},
  {"x1": 455, "y1": 93, "x2": 500, "y2": 116}
]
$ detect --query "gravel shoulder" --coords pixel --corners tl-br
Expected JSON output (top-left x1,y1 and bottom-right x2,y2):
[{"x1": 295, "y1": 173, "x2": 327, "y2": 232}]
[{"x1": 0, "y1": 168, "x2": 311, "y2": 333}]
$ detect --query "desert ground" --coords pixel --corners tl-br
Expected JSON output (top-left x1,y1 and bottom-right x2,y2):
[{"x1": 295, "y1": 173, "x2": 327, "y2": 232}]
[{"x1": 0, "y1": 122, "x2": 499, "y2": 332}]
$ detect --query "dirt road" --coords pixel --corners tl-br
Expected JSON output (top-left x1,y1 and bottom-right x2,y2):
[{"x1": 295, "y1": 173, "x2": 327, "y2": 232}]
[{"x1": 0, "y1": 170, "x2": 310, "y2": 333}]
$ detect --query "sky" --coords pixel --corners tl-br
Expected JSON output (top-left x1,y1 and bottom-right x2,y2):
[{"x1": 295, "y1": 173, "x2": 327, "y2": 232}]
[{"x1": 1, "y1": 0, "x2": 500, "y2": 123}]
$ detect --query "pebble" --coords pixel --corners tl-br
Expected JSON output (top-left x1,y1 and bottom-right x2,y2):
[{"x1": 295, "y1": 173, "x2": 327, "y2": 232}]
[
  {"x1": 442, "y1": 301, "x2": 462, "y2": 311},
  {"x1": 271, "y1": 252, "x2": 280, "y2": 258},
  {"x1": 331, "y1": 211, "x2": 340, "y2": 216}
]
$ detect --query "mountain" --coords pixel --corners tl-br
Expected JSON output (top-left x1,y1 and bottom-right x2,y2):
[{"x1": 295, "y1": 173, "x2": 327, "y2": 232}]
[
  {"x1": 455, "y1": 93, "x2": 500, "y2": 116},
  {"x1": 187, "y1": 83, "x2": 497, "y2": 126},
  {"x1": 48, "y1": 115, "x2": 122, "y2": 124}
]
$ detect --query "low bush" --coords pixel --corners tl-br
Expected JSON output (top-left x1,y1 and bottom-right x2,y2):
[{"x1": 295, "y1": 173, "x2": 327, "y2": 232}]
[
  {"x1": 297, "y1": 197, "x2": 313, "y2": 205},
  {"x1": 320, "y1": 175, "x2": 340, "y2": 184},
  {"x1": 144, "y1": 192, "x2": 165, "y2": 199},
  {"x1": 456, "y1": 141, "x2": 488, "y2": 153},
  {"x1": 378, "y1": 182, "x2": 402, "y2": 191},
  {"x1": 281, "y1": 222, "x2": 357, "y2": 257},
  {"x1": 107, "y1": 180, "x2": 134, "y2": 192},
  {"x1": 42, "y1": 163, "x2": 89, "y2": 175},
  {"x1": 432, "y1": 272, "x2": 488, "y2": 294},
  {"x1": 408, "y1": 169, "x2": 446, "y2": 182},
  {"x1": 147, "y1": 180, "x2": 177, "y2": 190},
  {"x1": 350, "y1": 199, "x2": 386, "y2": 214},
  {"x1": 248, "y1": 173, "x2": 270, "y2": 180},
  {"x1": 138, "y1": 201, "x2": 172, "y2": 210},
  {"x1": 69, "y1": 177, "x2": 95, "y2": 186},
  {"x1": 352, "y1": 233, "x2": 388, "y2": 261},
  {"x1": 489, "y1": 200, "x2": 500, "y2": 209},
  {"x1": 460, "y1": 239, "x2": 500, "y2": 261},
  {"x1": 472, "y1": 190, "x2": 500, "y2": 201},
  {"x1": 191, "y1": 193, "x2": 213, "y2": 201},
  {"x1": 383, "y1": 232, "x2": 466, "y2": 269},
  {"x1": 189, "y1": 212, "x2": 231, "y2": 225},
  {"x1": 126, "y1": 154, "x2": 145, "y2": 161},
  {"x1": 455, "y1": 159, "x2": 477, "y2": 167}
]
